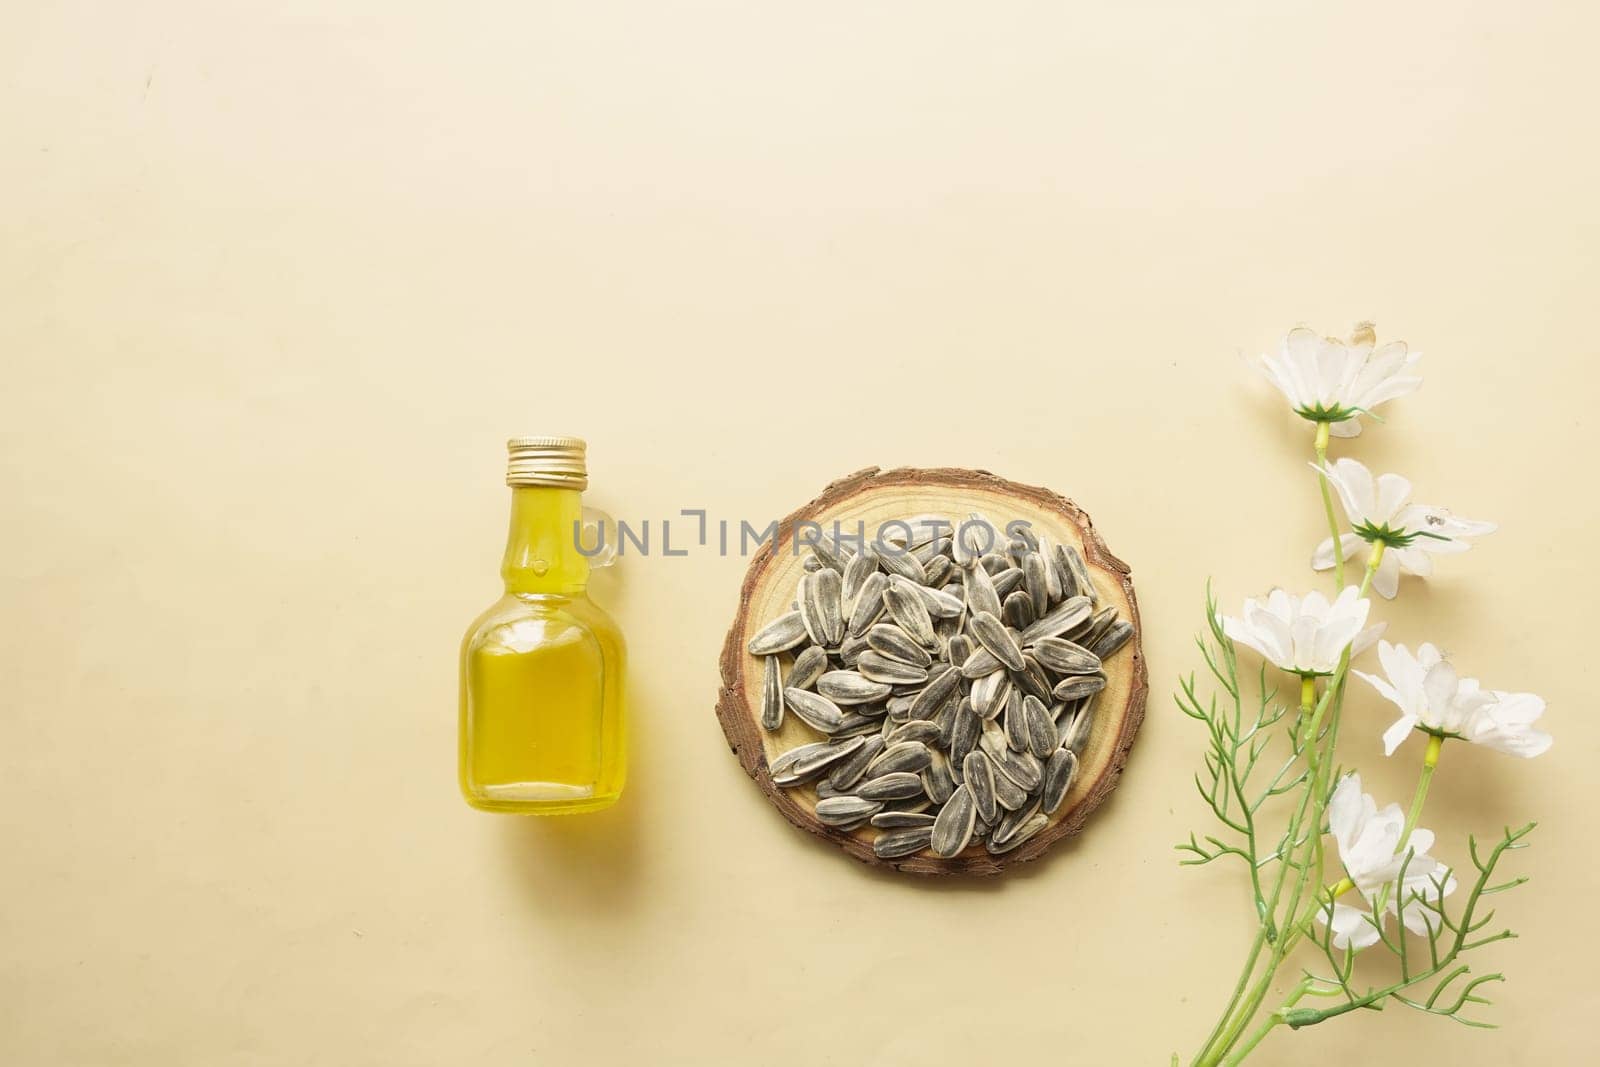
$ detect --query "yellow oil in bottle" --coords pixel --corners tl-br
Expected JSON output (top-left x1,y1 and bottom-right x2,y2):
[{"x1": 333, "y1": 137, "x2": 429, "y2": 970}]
[{"x1": 459, "y1": 439, "x2": 626, "y2": 814}]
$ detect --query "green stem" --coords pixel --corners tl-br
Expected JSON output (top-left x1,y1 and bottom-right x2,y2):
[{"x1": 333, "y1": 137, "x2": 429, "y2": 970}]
[
  {"x1": 1400, "y1": 734, "x2": 1443, "y2": 853},
  {"x1": 1314, "y1": 421, "x2": 1346, "y2": 589},
  {"x1": 1223, "y1": 979, "x2": 1312, "y2": 1066}
]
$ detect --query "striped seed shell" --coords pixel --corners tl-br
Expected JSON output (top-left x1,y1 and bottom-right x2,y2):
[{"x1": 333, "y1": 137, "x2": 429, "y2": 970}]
[
  {"x1": 846, "y1": 572, "x2": 890, "y2": 636},
  {"x1": 962, "y1": 563, "x2": 1003, "y2": 619},
  {"x1": 949, "y1": 700, "x2": 981, "y2": 765},
  {"x1": 883, "y1": 578, "x2": 938, "y2": 649},
  {"x1": 908, "y1": 666, "x2": 961, "y2": 720},
  {"x1": 912, "y1": 536, "x2": 952, "y2": 565},
  {"x1": 803, "y1": 566, "x2": 845, "y2": 646},
  {"x1": 987, "y1": 812, "x2": 1048, "y2": 854},
  {"x1": 1091, "y1": 619, "x2": 1134, "y2": 660},
  {"x1": 1003, "y1": 689, "x2": 1030, "y2": 751},
  {"x1": 788, "y1": 645, "x2": 829, "y2": 691},
  {"x1": 947, "y1": 635, "x2": 973, "y2": 669},
  {"x1": 960, "y1": 646, "x2": 1004, "y2": 680},
  {"x1": 919, "y1": 585, "x2": 966, "y2": 619},
  {"x1": 748, "y1": 611, "x2": 809, "y2": 655},
  {"x1": 990, "y1": 567, "x2": 1024, "y2": 599},
  {"x1": 1064, "y1": 699, "x2": 1096, "y2": 756},
  {"x1": 1018, "y1": 596, "x2": 1093, "y2": 646},
  {"x1": 817, "y1": 670, "x2": 893, "y2": 705},
  {"x1": 990, "y1": 763, "x2": 1029, "y2": 811},
  {"x1": 857, "y1": 650, "x2": 929, "y2": 685},
  {"x1": 1002, "y1": 590, "x2": 1035, "y2": 630},
  {"x1": 1057, "y1": 543, "x2": 1094, "y2": 604},
  {"x1": 886, "y1": 719, "x2": 943, "y2": 747},
  {"x1": 922, "y1": 750, "x2": 956, "y2": 805},
  {"x1": 992, "y1": 797, "x2": 1042, "y2": 847},
  {"x1": 873, "y1": 826, "x2": 934, "y2": 859},
  {"x1": 870, "y1": 541, "x2": 927, "y2": 584},
  {"x1": 1023, "y1": 552, "x2": 1049, "y2": 616},
  {"x1": 969, "y1": 611, "x2": 1025, "y2": 671},
  {"x1": 770, "y1": 737, "x2": 864, "y2": 785},
  {"x1": 1037, "y1": 533, "x2": 1065, "y2": 600},
  {"x1": 857, "y1": 772, "x2": 926, "y2": 801},
  {"x1": 1009, "y1": 655, "x2": 1053, "y2": 704},
  {"x1": 815, "y1": 795, "x2": 883, "y2": 826},
  {"x1": 784, "y1": 687, "x2": 846, "y2": 733},
  {"x1": 963, "y1": 750, "x2": 998, "y2": 822},
  {"x1": 994, "y1": 746, "x2": 1042, "y2": 792},
  {"x1": 1082, "y1": 605, "x2": 1119, "y2": 645},
  {"x1": 1032, "y1": 637, "x2": 1102, "y2": 676},
  {"x1": 760, "y1": 655, "x2": 784, "y2": 730},
  {"x1": 866, "y1": 741, "x2": 933, "y2": 778},
  {"x1": 871, "y1": 810, "x2": 937, "y2": 829},
  {"x1": 833, "y1": 712, "x2": 881, "y2": 737},
  {"x1": 930, "y1": 784, "x2": 976, "y2": 857},
  {"x1": 923, "y1": 555, "x2": 954, "y2": 587},
  {"x1": 866, "y1": 623, "x2": 933, "y2": 667},
  {"x1": 971, "y1": 670, "x2": 1010, "y2": 719},
  {"x1": 827, "y1": 734, "x2": 885, "y2": 790},
  {"x1": 1040, "y1": 748, "x2": 1078, "y2": 814},
  {"x1": 841, "y1": 552, "x2": 877, "y2": 609},
  {"x1": 1023, "y1": 695, "x2": 1058, "y2": 758},
  {"x1": 1052, "y1": 673, "x2": 1108, "y2": 701}
]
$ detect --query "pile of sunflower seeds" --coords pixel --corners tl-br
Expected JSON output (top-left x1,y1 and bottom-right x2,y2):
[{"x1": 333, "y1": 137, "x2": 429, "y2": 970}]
[{"x1": 747, "y1": 514, "x2": 1133, "y2": 860}]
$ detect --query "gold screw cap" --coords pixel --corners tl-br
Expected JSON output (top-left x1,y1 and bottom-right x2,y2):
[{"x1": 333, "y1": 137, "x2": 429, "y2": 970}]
[{"x1": 506, "y1": 435, "x2": 588, "y2": 489}]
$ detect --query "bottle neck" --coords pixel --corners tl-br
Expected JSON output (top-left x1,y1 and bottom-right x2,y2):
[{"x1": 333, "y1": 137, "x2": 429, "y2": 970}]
[{"x1": 501, "y1": 487, "x2": 589, "y2": 595}]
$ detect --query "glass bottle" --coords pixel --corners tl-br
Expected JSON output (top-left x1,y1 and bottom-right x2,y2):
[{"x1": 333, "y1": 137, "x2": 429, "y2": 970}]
[{"x1": 459, "y1": 436, "x2": 626, "y2": 814}]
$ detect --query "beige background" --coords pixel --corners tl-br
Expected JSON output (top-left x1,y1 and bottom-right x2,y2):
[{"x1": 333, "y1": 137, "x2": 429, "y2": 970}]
[{"x1": 3, "y1": 2, "x2": 1597, "y2": 1064}]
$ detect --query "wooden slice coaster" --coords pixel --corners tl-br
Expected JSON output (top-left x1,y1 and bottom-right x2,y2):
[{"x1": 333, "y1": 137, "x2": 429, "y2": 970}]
[{"x1": 714, "y1": 466, "x2": 1147, "y2": 875}]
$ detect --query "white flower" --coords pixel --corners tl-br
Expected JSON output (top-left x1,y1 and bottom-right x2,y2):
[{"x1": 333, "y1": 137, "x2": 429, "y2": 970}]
[
  {"x1": 1315, "y1": 457, "x2": 1497, "y2": 553},
  {"x1": 1354, "y1": 641, "x2": 1553, "y2": 758},
  {"x1": 1258, "y1": 324, "x2": 1422, "y2": 437},
  {"x1": 1222, "y1": 587, "x2": 1383, "y2": 677},
  {"x1": 1319, "y1": 773, "x2": 1456, "y2": 950}
]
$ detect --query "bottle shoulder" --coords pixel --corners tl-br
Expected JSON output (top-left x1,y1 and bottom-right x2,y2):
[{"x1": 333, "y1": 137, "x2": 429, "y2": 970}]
[{"x1": 462, "y1": 592, "x2": 625, "y2": 658}]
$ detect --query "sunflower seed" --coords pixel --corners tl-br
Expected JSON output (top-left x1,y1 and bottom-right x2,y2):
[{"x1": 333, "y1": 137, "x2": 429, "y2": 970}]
[
  {"x1": 1037, "y1": 533, "x2": 1065, "y2": 600},
  {"x1": 923, "y1": 555, "x2": 954, "y2": 587},
  {"x1": 1009, "y1": 655, "x2": 1053, "y2": 704},
  {"x1": 1052, "y1": 673, "x2": 1107, "y2": 701},
  {"x1": 1063, "y1": 698, "x2": 1096, "y2": 756},
  {"x1": 971, "y1": 670, "x2": 1010, "y2": 719},
  {"x1": 990, "y1": 568, "x2": 1024, "y2": 598},
  {"x1": 930, "y1": 784, "x2": 976, "y2": 857},
  {"x1": 871, "y1": 810, "x2": 937, "y2": 829},
  {"x1": 870, "y1": 541, "x2": 927, "y2": 584},
  {"x1": 963, "y1": 750, "x2": 998, "y2": 822},
  {"x1": 949, "y1": 700, "x2": 981, "y2": 765},
  {"x1": 1091, "y1": 619, "x2": 1134, "y2": 660},
  {"x1": 1003, "y1": 689, "x2": 1030, "y2": 751},
  {"x1": 990, "y1": 764, "x2": 1028, "y2": 811},
  {"x1": 1018, "y1": 596, "x2": 1093, "y2": 646},
  {"x1": 993, "y1": 747, "x2": 1042, "y2": 792},
  {"x1": 1002, "y1": 590, "x2": 1035, "y2": 630},
  {"x1": 1022, "y1": 552, "x2": 1049, "y2": 616},
  {"x1": 804, "y1": 567, "x2": 846, "y2": 646},
  {"x1": 770, "y1": 737, "x2": 864, "y2": 785},
  {"x1": 787, "y1": 646, "x2": 828, "y2": 691},
  {"x1": 857, "y1": 651, "x2": 928, "y2": 685},
  {"x1": 784, "y1": 687, "x2": 845, "y2": 733},
  {"x1": 1040, "y1": 749, "x2": 1078, "y2": 813},
  {"x1": 1023, "y1": 695, "x2": 1058, "y2": 758},
  {"x1": 987, "y1": 812, "x2": 1047, "y2": 854},
  {"x1": 1057, "y1": 543, "x2": 1094, "y2": 604},
  {"x1": 1032, "y1": 637, "x2": 1101, "y2": 676},
  {"x1": 947, "y1": 635, "x2": 973, "y2": 668},
  {"x1": 846, "y1": 572, "x2": 889, "y2": 636},
  {"x1": 858, "y1": 772, "x2": 926, "y2": 801},
  {"x1": 817, "y1": 670, "x2": 893, "y2": 705},
  {"x1": 886, "y1": 720, "x2": 943, "y2": 747},
  {"x1": 748, "y1": 611, "x2": 809, "y2": 655},
  {"x1": 970, "y1": 611, "x2": 1025, "y2": 671},
  {"x1": 913, "y1": 536, "x2": 952, "y2": 565},
  {"x1": 919, "y1": 585, "x2": 966, "y2": 619},
  {"x1": 841, "y1": 553, "x2": 877, "y2": 609},
  {"x1": 827, "y1": 734, "x2": 885, "y2": 790},
  {"x1": 874, "y1": 826, "x2": 935, "y2": 858},
  {"x1": 992, "y1": 797, "x2": 1042, "y2": 847},
  {"x1": 960, "y1": 646, "x2": 1004, "y2": 680},
  {"x1": 866, "y1": 623, "x2": 932, "y2": 667},
  {"x1": 760, "y1": 655, "x2": 784, "y2": 730},
  {"x1": 883, "y1": 579, "x2": 938, "y2": 649},
  {"x1": 923, "y1": 750, "x2": 956, "y2": 805},
  {"x1": 962, "y1": 564, "x2": 1003, "y2": 619},
  {"x1": 815, "y1": 795, "x2": 882, "y2": 826},
  {"x1": 1082, "y1": 605, "x2": 1118, "y2": 645},
  {"x1": 909, "y1": 666, "x2": 960, "y2": 720},
  {"x1": 833, "y1": 712, "x2": 881, "y2": 737},
  {"x1": 867, "y1": 741, "x2": 933, "y2": 778}
]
